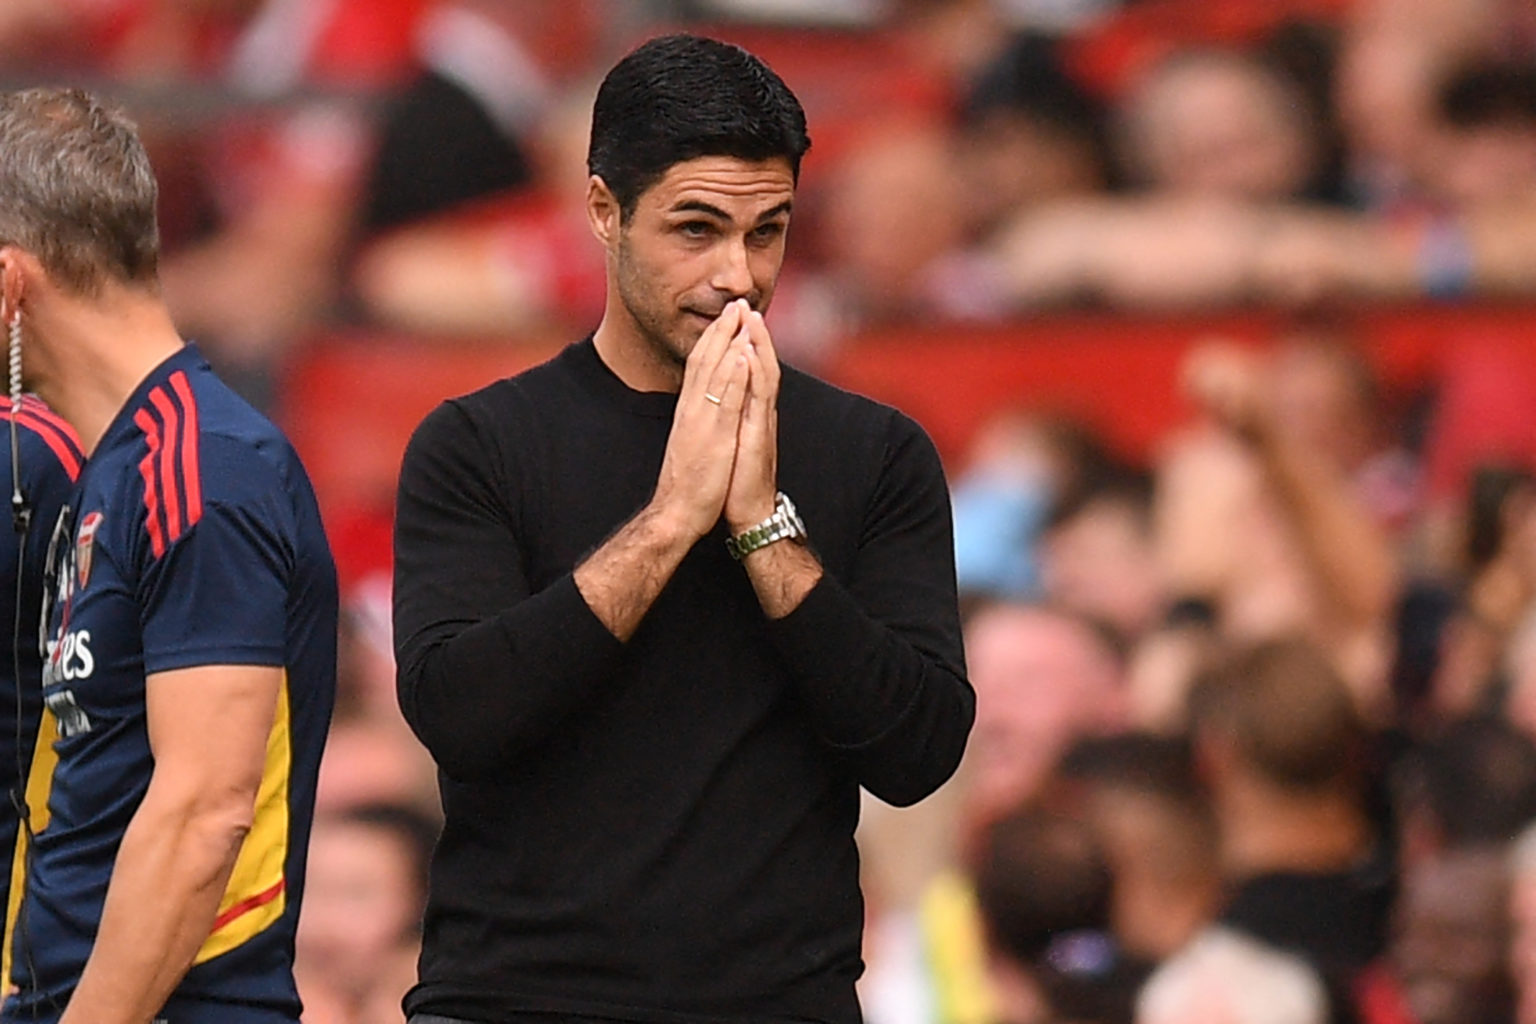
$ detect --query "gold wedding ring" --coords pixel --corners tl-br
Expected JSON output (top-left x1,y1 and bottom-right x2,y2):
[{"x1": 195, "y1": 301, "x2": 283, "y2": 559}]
[{"x1": 704, "y1": 392, "x2": 723, "y2": 405}]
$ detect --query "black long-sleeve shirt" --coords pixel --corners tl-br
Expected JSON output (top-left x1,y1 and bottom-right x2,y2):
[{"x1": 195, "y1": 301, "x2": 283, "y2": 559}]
[{"x1": 393, "y1": 338, "x2": 974, "y2": 1022}]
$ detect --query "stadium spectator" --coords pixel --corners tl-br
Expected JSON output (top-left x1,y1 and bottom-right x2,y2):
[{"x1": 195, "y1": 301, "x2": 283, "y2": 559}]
[
  {"x1": 954, "y1": 32, "x2": 1111, "y2": 244},
  {"x1": 1114, "y1": 48, "x2": 1323, "y2": 203},
  {"x1": 1137, "y1": 928, "x2": 1330, "y2": 1024},
  {"x1": 961, "y1": 602, "x2": 1129, "y2": 831},
  {"x1": 1038, "y1": 466, "x2": 1164, "y2": 645},
  {"x1": 1154, "y1": 333, "x2": 1400, "y2": 717},
  {"x1": 860, "y1": 603, "x2": 1126, "y2": 1024},
  {"x1": 150, "y1": 0, "x2": 429, "y2": 405},
  {"x1": 357, "y1": 0, "x2": 606, "y2": 237},
  {"x1": 1394, "y1": 716, "x2": 1536, "y2": 858},
  {"x1": 811, "y1": 120, "x2": 968, "y2": 326},
  {"x1": 1188, "y1": 638, "x2": 1395, "y2": 1022},
  {"x1": 950, "y1": 410, "x2": 1118, "y2": 604},
  {"x1": 294, "y1": 803, "x2": 438, "y2": 1024},
  {"x1": 314, "y1": 604, "x2": 438, "y2": 818},
  {"x1": 973, "y1": 806, "x2": 1140, "y2": 1024},
  {"x1": 1390, "y1": 844, "x2": 1515, "y2": 1024},
  {"x1": 979, "y1": 37, "x2": 1536, "y2": 312},
  {"x1": 1058, "y1": 734, "x2": 1222, "y2": 965},
  {"x1": 351, "y1": 82, "x2": 606, "y2": 340},
  {"x1": 1429, "y1": 62, "x2": 1536, "y2": 210}
]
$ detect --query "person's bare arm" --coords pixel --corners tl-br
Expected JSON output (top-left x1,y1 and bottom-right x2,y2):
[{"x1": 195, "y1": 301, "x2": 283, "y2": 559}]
[
  {"x1": 1186, "y1": 345, "x2": 1398, "y2": 634},
  {"x1": 723, "y1": 307, "x2": 821, "y2": 619},
  {"x1": 59, "y1": 665, "x2": 280, "y2": 1024},
  {"x1": 575, "y1": 304, "x2": 753, "y2": 639},
  {"x1": 1259, "y1": 430, "x2": 1399, "y2": 633},
  {"x1": 992, "y1": 197, "x2": 1267, "y2": 310},
  {"x1": 1251, "y1": 198, "x2": 1536, "y2": 306},
  {"x1": 353, "y1": 219, "x2": 559, "y2": 338},
  {"x1": 1460, "y1": 199, "x2": 1536, "y2": 295}
]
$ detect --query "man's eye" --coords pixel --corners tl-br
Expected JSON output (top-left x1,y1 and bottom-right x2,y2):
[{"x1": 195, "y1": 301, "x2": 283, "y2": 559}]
[
  {"x1": 751, "y1": 223, "x2": 785, "y2": 242},
  {"x1": 679, "y1": 221, "x2": 713, "y2": 237}
]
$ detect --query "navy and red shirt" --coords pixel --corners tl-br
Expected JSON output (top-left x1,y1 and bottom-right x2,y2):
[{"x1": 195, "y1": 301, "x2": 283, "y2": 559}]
[
  {"x1": 0, "y1": 398, "x2": 83, "y2": 923},
  {"x1": 2, "y1": 345, "x2": 338, "y2": 1024}
]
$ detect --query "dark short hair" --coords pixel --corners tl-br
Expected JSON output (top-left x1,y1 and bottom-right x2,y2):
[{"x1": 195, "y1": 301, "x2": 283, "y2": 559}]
[
  {"x1": 973, "y1": 806, "x2": 1142, "y2": 1022},
  {"x1": 1440, "y1": 61, "x2": 1536, "y2": 129},
  {"x1": 1405, "y1": 715, "x2": 1536, "y2": 845},
  {"x1": 1189, "y1": 638, "x2": 1366, "y2": 791},
  {"x1": 962, "y1": 31, "x2": 1107, "y2": 141},
  {"x1": 974, "y1": 806, "x2": 1112, "y2": 965},
  {"x1": 588, "y1": 34, "x2": 811, "y2": 219},
  {"x1": 0, "y1": 88, "x2": 160, "y2": 294}
]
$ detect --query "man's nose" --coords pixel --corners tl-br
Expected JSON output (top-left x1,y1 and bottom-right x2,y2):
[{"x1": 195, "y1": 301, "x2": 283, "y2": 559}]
[{"x1": 710, "y1": 236, "x2": 754, "y2": 300}]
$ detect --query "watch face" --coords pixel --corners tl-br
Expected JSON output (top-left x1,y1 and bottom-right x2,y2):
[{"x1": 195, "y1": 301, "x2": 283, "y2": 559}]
[{"x1": 776, "y1": 493, "x2": 806, "y2": 537}]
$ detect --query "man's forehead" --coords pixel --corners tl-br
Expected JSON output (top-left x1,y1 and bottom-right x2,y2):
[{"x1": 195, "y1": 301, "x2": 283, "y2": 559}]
[{"x1": 647, "y1": 156, "x2": 795, "y2": 213}]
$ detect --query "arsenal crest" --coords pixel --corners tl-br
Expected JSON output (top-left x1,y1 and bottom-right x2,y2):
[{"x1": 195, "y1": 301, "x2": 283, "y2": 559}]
[{"x1": 76, "y1": 511, "x2": 104, "y2": 589}]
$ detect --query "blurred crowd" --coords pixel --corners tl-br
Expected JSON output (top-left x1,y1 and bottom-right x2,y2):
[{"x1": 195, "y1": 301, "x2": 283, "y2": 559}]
[
  {"x1": 861, "y1": 321, "x2": 1536, "y2": 1024},
  {"x1": 7, "y1": 0, "x2": 1536, "y2": 375},
  {"x1": 8, "y1": 0, "x2": 1536, "y2": 1021}
]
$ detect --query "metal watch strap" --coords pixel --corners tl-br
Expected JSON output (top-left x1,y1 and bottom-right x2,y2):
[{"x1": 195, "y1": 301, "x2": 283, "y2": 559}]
[{"x1": 726, "y1": 492, "x2": 806, "y2": 560}]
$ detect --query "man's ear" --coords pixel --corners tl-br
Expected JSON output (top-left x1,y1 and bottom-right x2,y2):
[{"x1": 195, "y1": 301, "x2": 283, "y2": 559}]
[
  {"x1": 586, "y1": 175, "x2": 621, "y2": 247},
  {"x1": 0, "y1": 246, "x2": 27, "y2": 325}
]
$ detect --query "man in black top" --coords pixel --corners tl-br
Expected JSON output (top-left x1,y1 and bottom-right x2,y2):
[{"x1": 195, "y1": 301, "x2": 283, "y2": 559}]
[
  {"x1": 1189, "y1": 639, "x2": 1393, "y2": 1024},
  {"x1": 392, "y1": 34, "x2": 975, "y2": 1023}
]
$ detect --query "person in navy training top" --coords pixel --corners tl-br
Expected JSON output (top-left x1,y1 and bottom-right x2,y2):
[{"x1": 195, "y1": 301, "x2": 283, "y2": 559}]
[
  {"x1": 0, "y1": 88, "x2": 338, "y2": 1024},
  {"x1": 0, "y1": 397, "x2": 82, "y2": 920},
  {"x1": 393, "y1": 34, "x2": 974, "y2": 1024}
]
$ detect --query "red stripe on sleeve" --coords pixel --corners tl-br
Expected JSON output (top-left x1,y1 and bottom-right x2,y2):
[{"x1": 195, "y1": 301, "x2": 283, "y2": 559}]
[
  {"x1": 147, "y1": 388, "x2": 183, "y2": 541},
  {"x1": 17, "y1": 396, "x2": 84, "y2": 458},
  {"x1": 8, "y1": 408, "x2": 82, "y2": 481},
  {"x1": 168, "y1": 372, "x2": 202, "y2": 526},
  {"x1": 133, "y1": 408, "x2": 166, "y2": 558},
  {"x1": 211, "y1": 878, "x2": 286, "y2": 932}
]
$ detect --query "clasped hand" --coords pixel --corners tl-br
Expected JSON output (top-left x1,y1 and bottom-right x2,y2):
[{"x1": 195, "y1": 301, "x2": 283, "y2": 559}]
[{"x1": 652, "y1": 298, "x2": 781, "y2": 541}]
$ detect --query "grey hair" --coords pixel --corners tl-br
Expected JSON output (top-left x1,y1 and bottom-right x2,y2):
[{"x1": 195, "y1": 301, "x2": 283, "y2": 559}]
[
  {"x1": 0, "y1": 87, "x2": 160, "y2": 295},
  {"x1": 1137, "y1": 927, "x2": 1329, "y2": 1024}
]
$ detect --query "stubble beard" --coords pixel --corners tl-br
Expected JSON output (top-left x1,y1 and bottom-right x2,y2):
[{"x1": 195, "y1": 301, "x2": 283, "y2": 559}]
[{"x1": 615, "y1": 238, "x2": 694, "y2": 377}]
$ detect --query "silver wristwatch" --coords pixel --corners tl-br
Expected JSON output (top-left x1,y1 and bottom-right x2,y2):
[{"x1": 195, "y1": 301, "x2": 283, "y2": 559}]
[{"x1": 726, "y1": 492, "x2": 807, "y2": 560}]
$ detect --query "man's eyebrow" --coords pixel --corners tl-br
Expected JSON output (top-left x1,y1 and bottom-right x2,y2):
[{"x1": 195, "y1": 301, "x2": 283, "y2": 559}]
[
  {"x1": 669, "y1": 199, "x2": 795, "y2": 222},
  {"x1": 755, "y1": 200, "x2": 793, "y2": 223},
  {"x1": 671, "y1": 200, "x2": 732, "y2": 219}
]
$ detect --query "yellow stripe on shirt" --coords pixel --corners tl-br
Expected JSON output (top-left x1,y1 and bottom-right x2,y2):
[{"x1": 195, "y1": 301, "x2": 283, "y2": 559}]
[
  {"x1": 194, "y1": 673, "x2": 291, "y2": 964},
  {"x1": 2, "y1": 712, "x2": 59, "y2": 992}
]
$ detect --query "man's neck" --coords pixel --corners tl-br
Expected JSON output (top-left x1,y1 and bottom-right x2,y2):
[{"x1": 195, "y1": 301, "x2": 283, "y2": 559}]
[
  {"x1": 591, "y1": 305, "x2": 683, "y2": 395},
  {"x1": 29, "y1": 287, "x2": 186, "y2": 456},
  {"x1": 1216, "y1": 774, "x2": 1373, "y2": 880}
]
